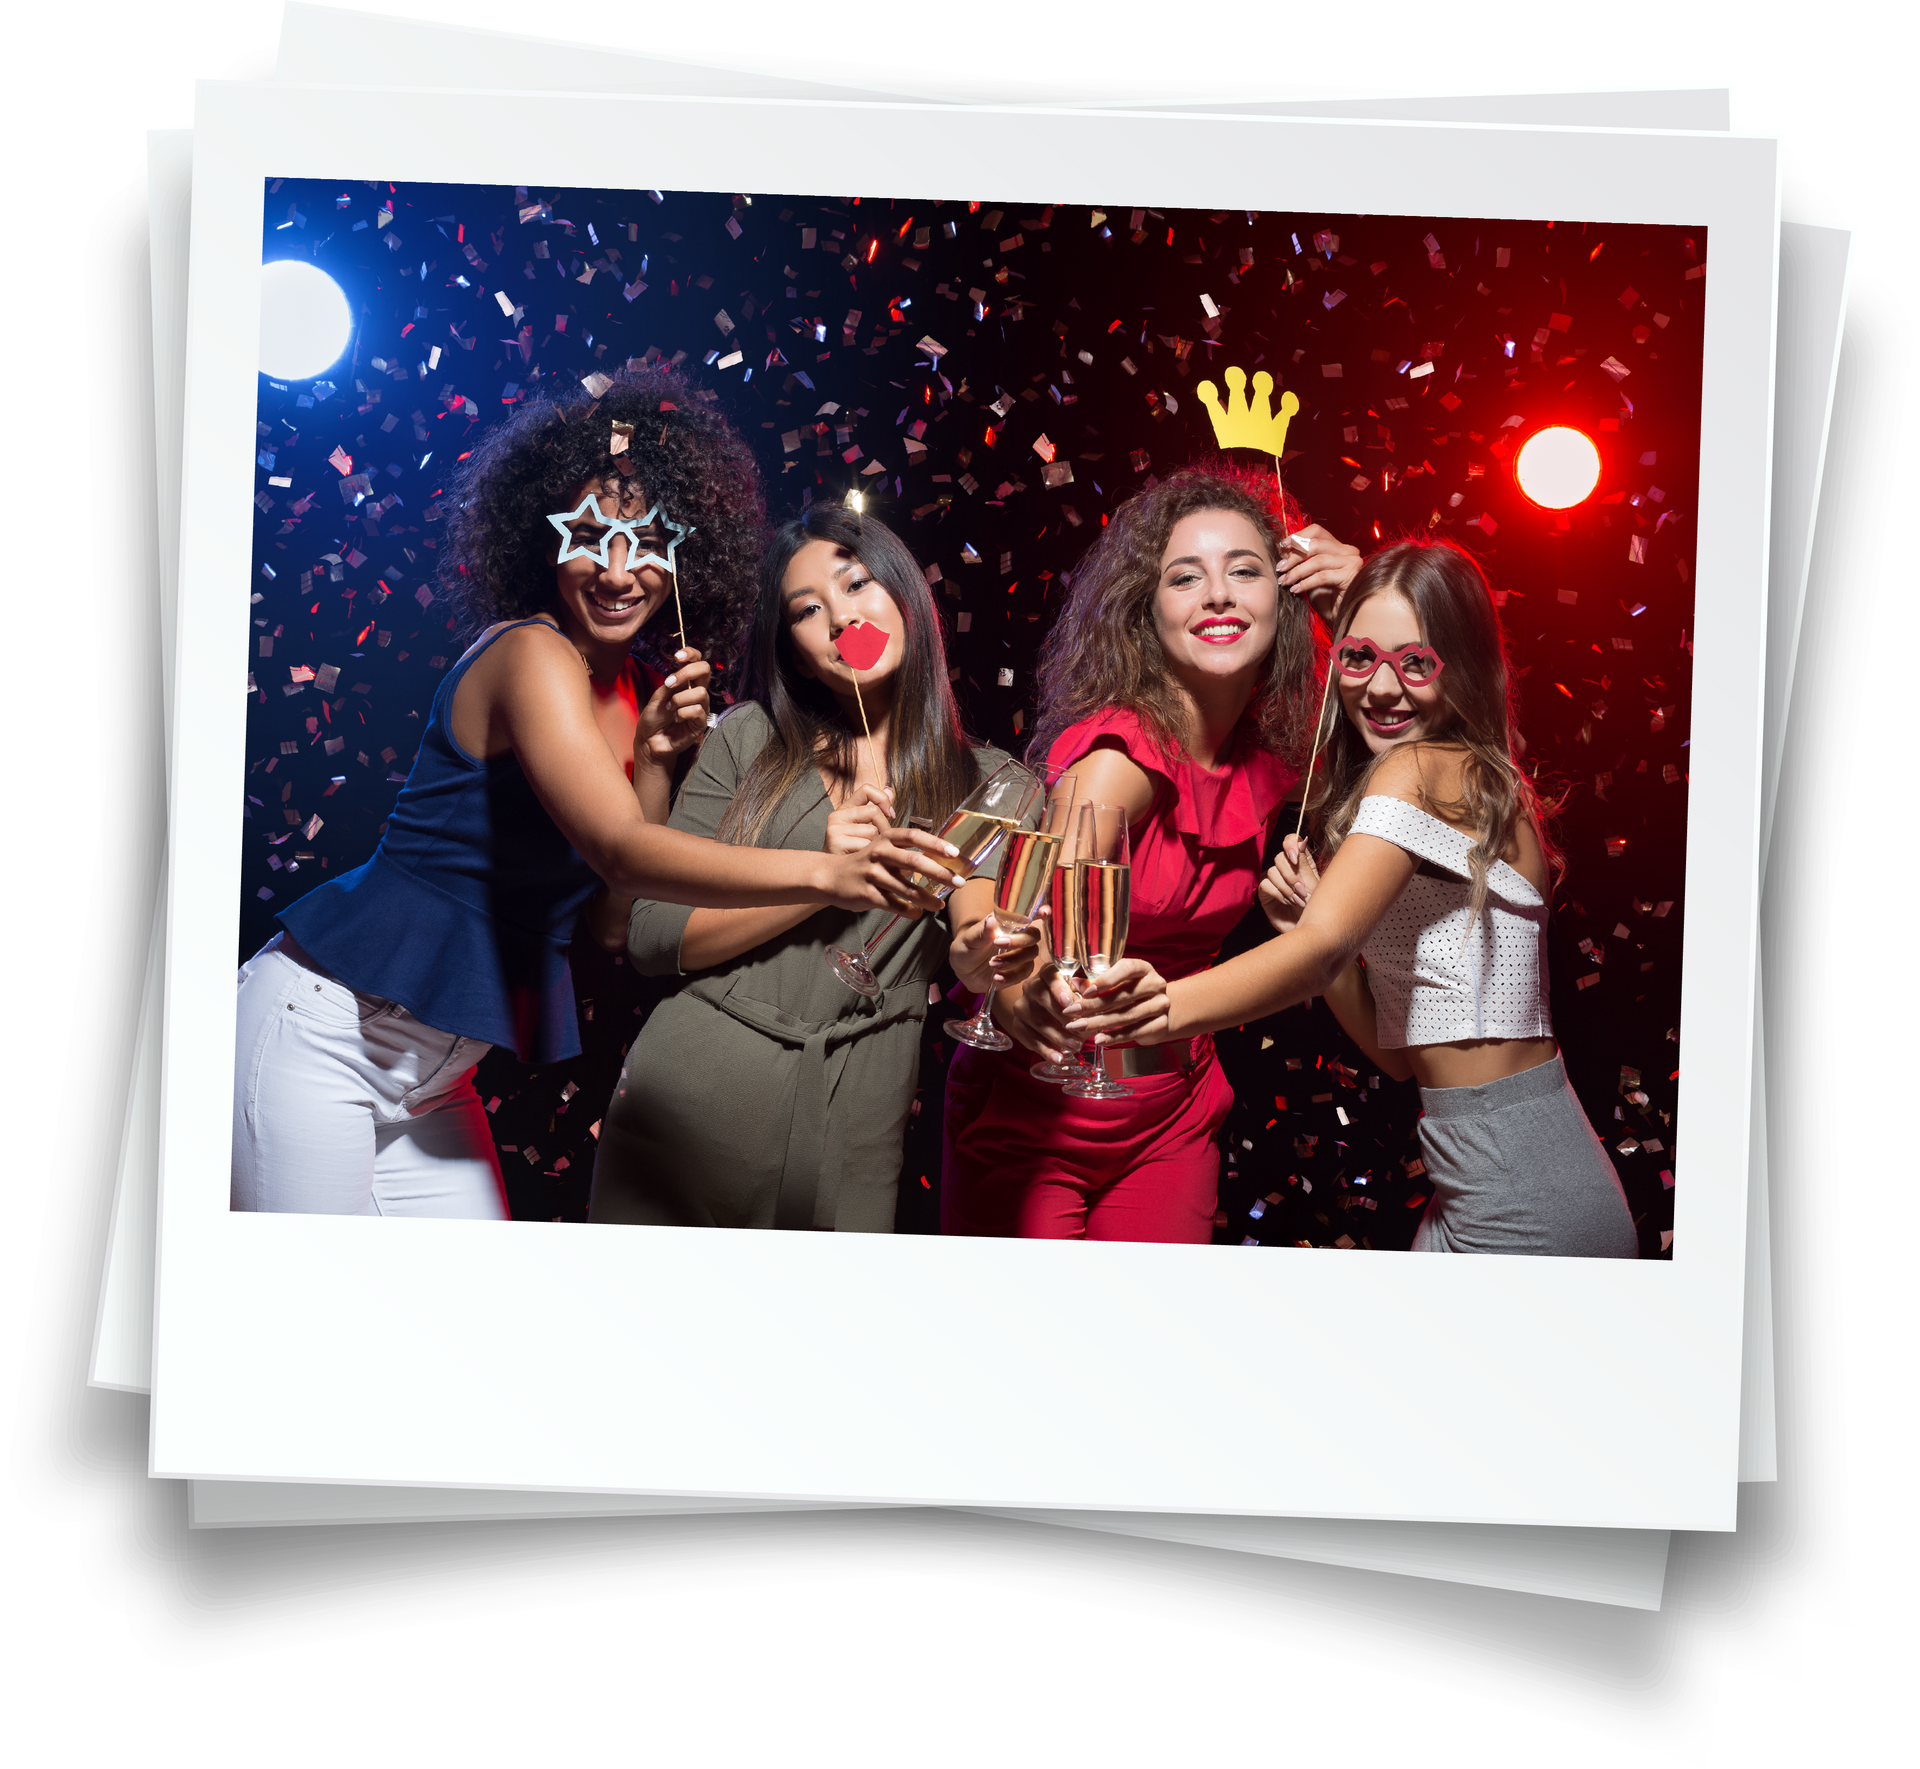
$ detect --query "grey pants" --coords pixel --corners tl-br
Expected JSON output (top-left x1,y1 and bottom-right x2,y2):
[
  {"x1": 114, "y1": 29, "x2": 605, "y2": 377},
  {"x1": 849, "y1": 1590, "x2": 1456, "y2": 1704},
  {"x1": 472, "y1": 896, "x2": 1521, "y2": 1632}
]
[{"x1": 1413, "y1": 1055, "x2": 1639, "y2": 1258}]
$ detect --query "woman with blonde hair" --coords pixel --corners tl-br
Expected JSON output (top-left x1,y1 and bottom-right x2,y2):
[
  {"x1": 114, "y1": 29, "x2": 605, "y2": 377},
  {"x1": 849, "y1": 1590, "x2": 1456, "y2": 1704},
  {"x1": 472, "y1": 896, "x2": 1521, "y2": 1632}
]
[
  {"x1": 1065, "y1": 537, "x2": 1638, "y2": 1257},
  {"x1": 940, "y1": 466, "x2": 1360, "y2": 1242}
]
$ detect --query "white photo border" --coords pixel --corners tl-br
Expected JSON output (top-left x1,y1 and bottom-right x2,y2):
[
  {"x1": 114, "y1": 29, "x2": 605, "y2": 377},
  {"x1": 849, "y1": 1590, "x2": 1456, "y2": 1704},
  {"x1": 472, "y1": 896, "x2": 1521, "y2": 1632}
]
[{"x1": 156, "y1": 81, "x2": 1776, "y2": 1528}]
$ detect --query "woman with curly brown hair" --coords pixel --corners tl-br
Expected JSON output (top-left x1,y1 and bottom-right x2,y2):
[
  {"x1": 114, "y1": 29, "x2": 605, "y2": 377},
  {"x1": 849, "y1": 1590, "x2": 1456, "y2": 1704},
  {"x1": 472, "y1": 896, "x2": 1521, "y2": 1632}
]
[
  {"x1": 232, "y1": 367, "x2": 958, "y2": 1219},
  {"x1": 940, "y1": 465, "x2": 1360, "y2": 1242},
  {"x1": 1065, "y1": 538, "x2": 1638, "y2": 1258}
]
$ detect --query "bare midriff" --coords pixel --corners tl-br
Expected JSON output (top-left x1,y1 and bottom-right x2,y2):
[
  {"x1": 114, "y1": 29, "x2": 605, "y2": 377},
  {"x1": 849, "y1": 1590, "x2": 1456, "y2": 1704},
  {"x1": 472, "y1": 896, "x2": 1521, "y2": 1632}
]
[{"x1": 1407, "y1": 1035, "x2": 1559, "y2": 1092}]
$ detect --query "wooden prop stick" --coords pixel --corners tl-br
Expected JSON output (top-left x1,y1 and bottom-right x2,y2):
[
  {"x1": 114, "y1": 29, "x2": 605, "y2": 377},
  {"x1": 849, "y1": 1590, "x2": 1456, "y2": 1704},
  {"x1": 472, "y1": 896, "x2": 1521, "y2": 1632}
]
[
  {"x1": 1273, "y1": 442, "x2": 1333, "y2": 844},
  {"x1": 834, "y1": 619, "x2": 891, "y2": 793},
  {"x1": 850, "y1": 675, "x2": 882, "y2": 792},
  {"x1": 1294, "y1": 661, "x2": 1338, "y2": 843},
  {"x1": 654, "y1": 421, "x2": 673, "y2": 634},
  {"x1": 1190, "y1": 366, "x2": 1317, "y2": 840},
  {"x1": 669, "y1": 559, "x2": 687, "y2": 651}
]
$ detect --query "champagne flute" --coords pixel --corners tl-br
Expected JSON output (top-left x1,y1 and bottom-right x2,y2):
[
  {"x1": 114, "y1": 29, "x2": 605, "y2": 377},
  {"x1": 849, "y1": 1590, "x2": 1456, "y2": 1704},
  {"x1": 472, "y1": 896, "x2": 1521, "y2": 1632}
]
[
  {"x1": 827, "y1": 760, "x2": 1040, "y2": 998},
  {"x1": 946, "y1": 775, "x2": 1077, "y2": 1051},
  {"x1": 1060, "y1": 801, "x2": 1133, "y2": 1101},
  {"x1": 1030, "y1": 787, "x2": 1095, "y2": 1085}
]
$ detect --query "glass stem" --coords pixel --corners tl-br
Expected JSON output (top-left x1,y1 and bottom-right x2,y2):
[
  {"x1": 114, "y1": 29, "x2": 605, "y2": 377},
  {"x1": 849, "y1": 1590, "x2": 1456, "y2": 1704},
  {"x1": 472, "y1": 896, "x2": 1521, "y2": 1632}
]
[
  {"x1": 857, "y1": 912, "x2": 904, "y2": 960},
  {"x1": 1057, "y1": 968, "x2": 1091, "y2": 1072}
]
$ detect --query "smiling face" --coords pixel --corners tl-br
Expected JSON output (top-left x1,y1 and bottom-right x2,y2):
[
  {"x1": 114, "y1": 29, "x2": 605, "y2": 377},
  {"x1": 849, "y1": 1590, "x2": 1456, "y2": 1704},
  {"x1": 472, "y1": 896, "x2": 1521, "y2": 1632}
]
[
  {"x1": 1338, "y1": 589, "x2": 1454, "y2": 754},
  {"x1": 549, "y1": 475, "x2": 674, "y2": 649},
  {"x1": 780, "y1": 537, "x2": 907, "y2": 699},
  {"x1": 1150, "y1": 509, "x2": 1282, "y2": 695}
]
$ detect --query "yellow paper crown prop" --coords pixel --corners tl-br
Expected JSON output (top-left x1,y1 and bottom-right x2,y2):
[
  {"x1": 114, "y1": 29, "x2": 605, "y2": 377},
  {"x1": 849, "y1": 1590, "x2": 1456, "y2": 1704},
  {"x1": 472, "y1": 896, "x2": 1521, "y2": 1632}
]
[
  {"x1": 1195, "y1": 364, "x2": 1334, "y2": 845},
  {"x1": 1196, "y1": 366, "x2": 1299, "y2": 457}
]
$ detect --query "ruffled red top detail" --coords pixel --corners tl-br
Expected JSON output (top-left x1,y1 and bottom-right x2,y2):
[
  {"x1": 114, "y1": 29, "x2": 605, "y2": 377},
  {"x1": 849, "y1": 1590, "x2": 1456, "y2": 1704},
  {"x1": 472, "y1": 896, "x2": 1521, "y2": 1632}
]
[{"x1": 1044, "y1": 708, "x2": 1299, "y2": 984}]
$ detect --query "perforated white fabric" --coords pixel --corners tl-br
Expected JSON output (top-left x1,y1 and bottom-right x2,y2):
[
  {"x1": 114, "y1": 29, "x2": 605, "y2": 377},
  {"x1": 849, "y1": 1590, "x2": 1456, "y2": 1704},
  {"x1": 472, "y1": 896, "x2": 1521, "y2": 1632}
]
[{"x1": 1347, "y1": 796, "x2": 1552, "y2": 1049}]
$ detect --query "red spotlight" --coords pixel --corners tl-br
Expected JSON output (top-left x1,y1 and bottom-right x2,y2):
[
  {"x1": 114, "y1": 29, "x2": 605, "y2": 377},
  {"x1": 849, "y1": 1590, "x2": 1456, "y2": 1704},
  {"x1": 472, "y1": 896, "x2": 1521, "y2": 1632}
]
[{"x1": 1514, "y1": 426, "x2": 1601, "y2": 509}]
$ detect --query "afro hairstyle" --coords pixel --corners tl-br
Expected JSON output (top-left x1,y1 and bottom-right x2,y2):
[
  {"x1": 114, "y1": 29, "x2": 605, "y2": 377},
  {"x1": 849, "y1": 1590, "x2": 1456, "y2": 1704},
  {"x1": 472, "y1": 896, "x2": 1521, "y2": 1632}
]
[{"x1": 436, "y1": 361, "x2": 765, "y2": 665}]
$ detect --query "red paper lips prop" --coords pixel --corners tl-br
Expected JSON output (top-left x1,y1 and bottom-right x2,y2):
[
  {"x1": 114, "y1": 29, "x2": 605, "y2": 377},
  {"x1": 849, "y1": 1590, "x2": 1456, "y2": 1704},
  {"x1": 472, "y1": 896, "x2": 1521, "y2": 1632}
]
[{"x1": 834, "y1": 620, "x2": 889, "y2": 672}]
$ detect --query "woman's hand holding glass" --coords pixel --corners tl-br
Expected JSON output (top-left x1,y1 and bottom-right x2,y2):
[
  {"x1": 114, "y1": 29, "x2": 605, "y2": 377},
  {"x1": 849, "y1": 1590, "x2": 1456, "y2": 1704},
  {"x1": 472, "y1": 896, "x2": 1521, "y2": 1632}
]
[
  {"x1": 632, "y1": 647, "x2": 713, "y2": 767},
  {"x1": 949, "y1": 910, "x2": 1047, "y2": 997},
  {"x1": 1061, "y1": 957, "x2": 1173, "y2": 1049},
  {"x1": 981, "y1": 960, "x2": 1086, "y2": 1063},
  {"x1": 814, "y1": 784, "x2": 961, "y2": 915},
  {"x1": 823, "y1": 783, "x2": 897, "y2": 856},
  {"x1": 1258, "y1": 833, "x2": 1323, "y2": 933},
  {"x1": 818, "y1": 827, "x2": 959, "y2": 918},
  {"x1": 828, "y1": 760, "x2": 1040, "y2": 997},
  {"x1": 946, "y1": 775, "x2": 1076, "y2": 1052}
]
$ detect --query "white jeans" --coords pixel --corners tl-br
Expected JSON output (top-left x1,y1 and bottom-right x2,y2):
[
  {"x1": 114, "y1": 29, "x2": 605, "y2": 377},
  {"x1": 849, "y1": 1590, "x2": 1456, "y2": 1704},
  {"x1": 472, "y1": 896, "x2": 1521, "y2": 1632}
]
[{"x1": 231, "y1": 933, "x2": 507, "y2": 1218}]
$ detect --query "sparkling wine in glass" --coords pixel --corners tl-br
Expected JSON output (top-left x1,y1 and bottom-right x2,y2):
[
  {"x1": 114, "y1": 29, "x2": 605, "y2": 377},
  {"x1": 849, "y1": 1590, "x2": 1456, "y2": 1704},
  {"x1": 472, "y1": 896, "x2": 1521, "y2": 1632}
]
[
  {"x1": 1030, "y1": 793, "x2": 1093, "y2": 1084},
  {"x1": 947, "y1": 776, "x2": 1076, "y2": 1052},
  {"x1": 1061, "y1": 802, "x2": 1134, "y2": 1102},
  {"x1": 826, "y1": 761, "x2": 1040, "y2": 998}
]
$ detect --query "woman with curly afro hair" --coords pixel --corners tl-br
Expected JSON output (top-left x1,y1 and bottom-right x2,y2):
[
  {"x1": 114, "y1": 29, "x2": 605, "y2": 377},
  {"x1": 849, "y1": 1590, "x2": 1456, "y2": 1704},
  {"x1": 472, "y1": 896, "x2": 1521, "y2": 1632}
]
[
  {"x1": 233, "y1": 366, "x2": 961, "y2": 1220},
  {"x1": 440, "y1": 361, "x2": 763, "y2": 662},
  {"x1": 940, "y1": 464, "x2": 1362, "y2": 1244}
]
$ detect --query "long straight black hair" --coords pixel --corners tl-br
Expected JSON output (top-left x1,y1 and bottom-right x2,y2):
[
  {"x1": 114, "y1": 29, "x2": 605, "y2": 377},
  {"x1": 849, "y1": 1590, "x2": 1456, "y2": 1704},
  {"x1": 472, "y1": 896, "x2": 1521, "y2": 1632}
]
[{"x1": 717, "y1": 504, "x2": 983, "y2": 846}]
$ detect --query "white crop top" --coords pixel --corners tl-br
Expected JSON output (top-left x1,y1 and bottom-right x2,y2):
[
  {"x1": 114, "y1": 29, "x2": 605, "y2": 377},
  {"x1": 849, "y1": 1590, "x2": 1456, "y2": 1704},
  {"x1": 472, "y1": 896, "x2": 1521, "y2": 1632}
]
[{"x1": 1347, "y1": 796, "x2": 1552, "y2": 1049}]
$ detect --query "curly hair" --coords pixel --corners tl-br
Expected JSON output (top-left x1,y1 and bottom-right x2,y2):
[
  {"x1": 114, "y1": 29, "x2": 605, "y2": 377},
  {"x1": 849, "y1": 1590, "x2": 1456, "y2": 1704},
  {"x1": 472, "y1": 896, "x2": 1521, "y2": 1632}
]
[
  {"x1": 1025, "y1": 463, "x2": 1322, "y2": 775},
  {"x1": 437, "y1": 362, "x2": 764, "y2": 665},
  {"x1": 1313, "y1": 537, "x2": 1566, "y2": 923}
]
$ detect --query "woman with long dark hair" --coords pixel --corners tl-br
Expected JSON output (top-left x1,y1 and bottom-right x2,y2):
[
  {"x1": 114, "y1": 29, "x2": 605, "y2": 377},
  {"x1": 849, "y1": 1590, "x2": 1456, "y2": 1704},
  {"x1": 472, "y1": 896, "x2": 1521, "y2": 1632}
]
[
  {"x1": 588, "y1": 504, "x2": 1034, "y2": 1232},
  {"x1": 1066, "y1": 538, "x2": 1638, "y2": 1257},
  {"x1": 232, "y1": 370, "x2": 955, "y2": 1219},
  {"x1": 939, "y1": 466, "x2": 1361, "y2": 1242}
]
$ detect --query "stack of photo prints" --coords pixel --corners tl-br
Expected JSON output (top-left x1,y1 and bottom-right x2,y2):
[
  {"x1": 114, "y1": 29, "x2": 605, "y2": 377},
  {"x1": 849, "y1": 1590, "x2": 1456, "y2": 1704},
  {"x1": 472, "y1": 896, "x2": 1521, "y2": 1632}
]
[{"x1": 93, "y1": 4, "x2": 1848, "y2": 1608}]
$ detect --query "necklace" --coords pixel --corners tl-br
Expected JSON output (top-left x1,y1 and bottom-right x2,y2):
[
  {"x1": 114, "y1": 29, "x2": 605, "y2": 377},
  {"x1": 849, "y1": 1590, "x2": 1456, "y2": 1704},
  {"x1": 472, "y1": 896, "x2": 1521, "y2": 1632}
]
[{"x1": 536, "y1": 615, "x2": 625, "y2": 686}]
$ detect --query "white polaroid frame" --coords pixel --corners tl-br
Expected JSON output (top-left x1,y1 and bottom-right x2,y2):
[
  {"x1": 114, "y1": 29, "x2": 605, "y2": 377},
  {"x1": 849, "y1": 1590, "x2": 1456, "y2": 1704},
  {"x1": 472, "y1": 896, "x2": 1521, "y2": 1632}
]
[
  {"x1": 273, "y1": 2, "x2": 1737, "y2": 127},
  {"x1": 154, "y1": 80, "x2": 1775, "y2": 1527}
]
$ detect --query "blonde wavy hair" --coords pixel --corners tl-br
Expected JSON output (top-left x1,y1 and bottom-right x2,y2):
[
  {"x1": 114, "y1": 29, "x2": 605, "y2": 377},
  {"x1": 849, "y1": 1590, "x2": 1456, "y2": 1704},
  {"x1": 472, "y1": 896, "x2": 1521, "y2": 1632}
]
[{"x1": 1313, "y1": 539, "x2": 1564, "y2": 922}]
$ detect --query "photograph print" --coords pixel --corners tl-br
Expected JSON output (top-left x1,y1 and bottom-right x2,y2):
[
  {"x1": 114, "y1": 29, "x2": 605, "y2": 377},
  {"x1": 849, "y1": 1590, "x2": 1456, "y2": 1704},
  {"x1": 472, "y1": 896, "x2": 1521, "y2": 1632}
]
[{"x1": 232, "y1": 173, "x2": 1701, "y2": 1259}]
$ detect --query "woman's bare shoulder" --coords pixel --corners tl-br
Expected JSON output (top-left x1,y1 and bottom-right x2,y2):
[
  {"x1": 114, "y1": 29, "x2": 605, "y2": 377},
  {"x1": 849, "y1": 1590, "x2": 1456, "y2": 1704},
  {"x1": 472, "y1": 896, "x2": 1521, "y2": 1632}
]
[
  {"x1": 471, "y1": 616, "x2": 568, "y2": 657},
  {"x1": 1058, "y1": 739, "x2": 1156, "y2": 816},
  {"x1": 450, "y1": 616, "x2": 569, "y2": 678},
  {"x1": 454, "y1": 619, "x2": 587, "y2": 733},
  {"x1": 1367, "y1": 741, "x2": 1469, "y2": 808}
]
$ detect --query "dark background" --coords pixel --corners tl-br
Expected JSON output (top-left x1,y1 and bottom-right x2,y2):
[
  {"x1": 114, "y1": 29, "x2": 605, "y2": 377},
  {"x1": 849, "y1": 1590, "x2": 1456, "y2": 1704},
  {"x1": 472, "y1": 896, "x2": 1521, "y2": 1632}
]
[
  {"x1": 7, "y1": 10, "x2": 1896, "y2": 1751},
  {"x1": 245, "y1": 176, "x2": 1702, "y2": 1255}
]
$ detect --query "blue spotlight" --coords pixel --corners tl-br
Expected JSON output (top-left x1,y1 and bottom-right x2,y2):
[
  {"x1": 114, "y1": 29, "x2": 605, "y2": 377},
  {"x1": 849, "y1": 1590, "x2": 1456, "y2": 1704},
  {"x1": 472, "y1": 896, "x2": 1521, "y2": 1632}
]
[{"x1": 259, "y1": 260, "x2": 353, "y2": 381}]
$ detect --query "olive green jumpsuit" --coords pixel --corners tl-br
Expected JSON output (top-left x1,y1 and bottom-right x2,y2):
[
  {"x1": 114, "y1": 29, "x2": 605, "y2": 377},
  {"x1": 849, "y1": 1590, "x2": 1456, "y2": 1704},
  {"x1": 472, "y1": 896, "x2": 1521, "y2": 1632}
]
[{"x1": 588, "y1": 702, "x2": 1011, "y2": 1231}]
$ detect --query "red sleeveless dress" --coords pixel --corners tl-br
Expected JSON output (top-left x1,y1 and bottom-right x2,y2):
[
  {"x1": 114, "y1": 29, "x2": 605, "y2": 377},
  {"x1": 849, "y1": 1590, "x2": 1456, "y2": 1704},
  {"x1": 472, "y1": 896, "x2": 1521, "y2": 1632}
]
[{"x1": 942, "y1": 708, "x2": 1297, "y2": 1241}]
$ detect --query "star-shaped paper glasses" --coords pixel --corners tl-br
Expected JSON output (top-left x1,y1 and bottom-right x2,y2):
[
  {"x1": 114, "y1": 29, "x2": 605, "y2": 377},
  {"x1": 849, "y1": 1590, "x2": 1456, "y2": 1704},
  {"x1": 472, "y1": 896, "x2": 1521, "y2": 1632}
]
[
  {"x1": 547, "y1": 494, "x2": 695, "y2": 577},
  {"x1": 549, "y1": 493, "x2": 699, "y2": 641}
]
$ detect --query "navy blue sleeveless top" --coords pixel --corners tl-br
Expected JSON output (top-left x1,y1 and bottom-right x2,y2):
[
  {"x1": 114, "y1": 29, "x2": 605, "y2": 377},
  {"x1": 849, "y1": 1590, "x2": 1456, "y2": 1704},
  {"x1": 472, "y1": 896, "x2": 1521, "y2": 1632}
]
[{"x1": 278, "y1": 618, "x2": 602, "y2": 1062}]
